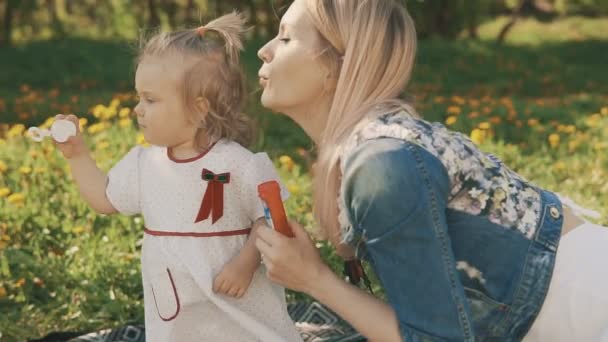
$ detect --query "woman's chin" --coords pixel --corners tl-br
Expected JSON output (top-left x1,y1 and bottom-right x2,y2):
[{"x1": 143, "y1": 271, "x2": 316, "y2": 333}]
[{"x1": 260, "y1": 92, "x2": 279, "y2": 112}]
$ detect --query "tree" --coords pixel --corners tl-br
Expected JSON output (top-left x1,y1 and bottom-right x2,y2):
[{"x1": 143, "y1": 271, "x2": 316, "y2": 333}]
[{"x1": 0, "y1": 0, "x2": 17, "y2": 47}]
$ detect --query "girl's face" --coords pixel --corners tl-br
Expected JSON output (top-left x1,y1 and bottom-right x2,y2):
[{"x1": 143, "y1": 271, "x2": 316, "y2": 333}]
[
  {"x1": 134, "y1": 57, "x2": 198, "y2": 147},
  {"x1": 257, "y1": 0, "x2": 329, "y2": 116}
]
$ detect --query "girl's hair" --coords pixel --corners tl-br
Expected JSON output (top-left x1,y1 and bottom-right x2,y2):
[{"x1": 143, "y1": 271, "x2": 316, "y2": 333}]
[
  {"x1": 306, "y1": 0, "x2": 418, "y2": 248},
  {"x1": 137, "y1": 12, "x2": 252, "y2": 148}
]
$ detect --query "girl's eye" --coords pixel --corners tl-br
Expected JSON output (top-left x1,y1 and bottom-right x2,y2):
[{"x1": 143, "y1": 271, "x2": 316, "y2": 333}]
[{"x1": 279, "y1": 38, "x2": 290, "y2": 43}]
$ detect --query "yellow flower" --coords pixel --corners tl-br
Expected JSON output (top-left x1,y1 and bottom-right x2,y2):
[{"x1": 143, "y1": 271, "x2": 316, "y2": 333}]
[
  {"x1": 72, "y1": 226, "x2": 85, "y2": 234},
  {"x1": 102, "y1": 107, "x2": 117, "y2": 120},
  {"x1": 97, "y1": 141, "x2": 110, "y2": 150},
  {"x1": 14, "y1": 278, "x2": 26, "y2": 288},
  {"x1": 87, "y1": 123, "x2": 106, "y2": 135},
  {"x1": 41, "y1": 117, "x2": 55, "y2": 129},
  {"x1": 287, "y1": 182, "x2": 300, "y2": 195},
  {"x1": 110, "y1": 99, "x2": 120, "y2": 109},
  {"x1": 279, "y1": 155, "x2": 295, "y2": 171},
  {"x1": 451, "y1": 95, "x2": 466, "y2": 105},
  {"x1": 601, "y1": 107, "x2": 608, "y2": 116},
  {"x1": 79, "y1": 118, "x2": 88, "y2": 131},
  {"x1": 470, "y1": 128, "x2": 486, "y2": 145},
  {"x1": 478, "y1": 122, "x2": 491, "y2": 130},
  {"x1": 568, "y1": 140, "x2": 580, "y2": 152},
  {"x1": 119, "y1": 118, "x2": 132, "y2": 128},
  {"x1": 136, "y1": 133, "x2": 149, "y2": 146},
  {"x1": 548, "y1": 134, "x2": 560, "y2": 148},
  {"x1": 585, "y1": 114, "x2": 601, "y2": 128},
  {"x1": 553, "y1": 161, "x2": 566, "y2": 171},
  {"x1": 490, "y1": 116, "x2": 502, "y2": 125},
  {"x1": 7, "y1": 124, "x2": 25, "y2": 139},
  {"x1": 527, "y1": 119, "x2": 539, "y2": 127},
  {"x1": 445, "y1": 116, "x2": 458, "y2": 126},
  {"x1": 594, "y1": 142, "x2": 607, "y2": 151},
  {"x1": 447, "y1": 106, "x2": 461, "y2": 115},
  {"x1": 119, "y1": 108, "x2": 131, "y2": 118},
  {"x1": 19, "y1": 166, "x2": 32, "y2": 175},
  {"x1": 0, "y1": 188, "x2": 10, "y2": 198},
  {"x1": 92, "y1": 104, "x2": 106, "y2": 118},
  {"x1": 7, "y1": 193, "x2": 25, "y2": 205},
  {"x1": 2, "y1": 235, "x2": 9, "y2": 241},
  {"x1": 0, "y1": 286, "x2": 6, "y2": 298},
  {"x1": 0, "y1": 160, "x2": 7, "y2": 173}
]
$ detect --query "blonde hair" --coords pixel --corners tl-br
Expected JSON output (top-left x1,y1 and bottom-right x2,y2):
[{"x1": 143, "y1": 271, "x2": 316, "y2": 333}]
[
  {"x1": 137, "y1": 12, "x2": 253, "y2": 148},
  {"x1": 306, "y1": 0, "x2": 418, "y2": 249}
]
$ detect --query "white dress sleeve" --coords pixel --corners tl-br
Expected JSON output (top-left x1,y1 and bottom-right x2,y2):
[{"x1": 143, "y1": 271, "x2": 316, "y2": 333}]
[
  {"x1": 242, "y1": 152, "x2": 289, "y2": 221},
  {"x1": 105, "y1": 146, "x2": 143, "y2": 215}
]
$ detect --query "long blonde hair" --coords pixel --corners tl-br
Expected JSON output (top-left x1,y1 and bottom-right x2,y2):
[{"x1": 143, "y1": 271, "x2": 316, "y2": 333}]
[
  {"x1": 307, "y1": 0, "x2": 418, "y2": 249},
  {"x1": 137, "y1": 12, "x2": 253, "y2": 148}
]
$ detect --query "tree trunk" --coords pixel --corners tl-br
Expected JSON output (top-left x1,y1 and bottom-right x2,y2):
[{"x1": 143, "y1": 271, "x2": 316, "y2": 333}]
[
  {"x1": 148, "y1": 0, "x2": 160, "y2": 28},
  {"x1": 248, "y1": 0, "x2": 258, "y2": 38},
  {"x1": 162, "y1": 0, "x2": 178, "y2": 29},
  {"x1": 435, "y1": 0, "x2": 451, "y2": 39},
  {"x1": 215, "y1": 0, "x2": 222, "y2": 16},
  {"x1": 47, "y1": 0, "x2": 66, "y2": 38},
  {"x1": 185, "y1": 0, "x2": 195, "y2": 25},
  {"x1": 497, "y1": 0, "x2": 527, "y2": 44},
  {"x1": 1, "y1": 0, "x2": 15, "y2": 47}
]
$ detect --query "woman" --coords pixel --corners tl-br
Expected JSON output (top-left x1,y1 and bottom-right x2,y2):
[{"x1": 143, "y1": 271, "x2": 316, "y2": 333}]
[{"x1": 255, "y1": 0, "x2": 608, "y2": 341}]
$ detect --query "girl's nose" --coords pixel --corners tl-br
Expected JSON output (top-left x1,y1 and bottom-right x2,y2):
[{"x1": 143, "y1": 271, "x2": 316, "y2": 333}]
[{"x1": 134, "y1": 103, "x2": 144, "y2": 117}]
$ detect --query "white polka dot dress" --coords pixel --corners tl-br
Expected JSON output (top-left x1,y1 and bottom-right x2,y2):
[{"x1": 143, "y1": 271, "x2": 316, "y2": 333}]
[{"x1": 106, "y1": 139, "x2": 302, "y2": 342}]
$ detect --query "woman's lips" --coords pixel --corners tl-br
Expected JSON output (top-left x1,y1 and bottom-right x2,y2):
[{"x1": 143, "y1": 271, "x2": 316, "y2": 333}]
[{"x1": 259, "y1": 77, "x2": 269, "y2": 88}]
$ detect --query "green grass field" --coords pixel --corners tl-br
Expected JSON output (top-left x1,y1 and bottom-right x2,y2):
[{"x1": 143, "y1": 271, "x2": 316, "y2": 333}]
[{"x1": 0, "y1": 17, "x2": 607, "y2": 341}]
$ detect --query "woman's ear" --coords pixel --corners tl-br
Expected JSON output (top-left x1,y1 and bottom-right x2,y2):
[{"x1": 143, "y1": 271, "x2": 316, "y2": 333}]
[
  {"x1": 324, "y1": 73, "x2": 338, "y2": 92},
  {"x1": 193, "y1": 97, "x2": 211, "y2": 126}
]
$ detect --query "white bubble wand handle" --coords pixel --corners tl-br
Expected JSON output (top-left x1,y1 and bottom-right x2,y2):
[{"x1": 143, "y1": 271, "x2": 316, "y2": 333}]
[{"x1": 27, "y1": 119, "x2": 77, "y2": 143}]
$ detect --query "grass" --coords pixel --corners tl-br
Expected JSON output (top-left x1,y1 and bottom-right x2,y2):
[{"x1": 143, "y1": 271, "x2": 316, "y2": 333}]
[{"x1": 0, "y1": 16, "x2": 607, "y2": 341}]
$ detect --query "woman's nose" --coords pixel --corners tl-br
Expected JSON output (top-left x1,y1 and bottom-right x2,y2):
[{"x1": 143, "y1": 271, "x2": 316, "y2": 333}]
[{"x1": 258, "y1": 42, "x2": 272, "y2": 63}]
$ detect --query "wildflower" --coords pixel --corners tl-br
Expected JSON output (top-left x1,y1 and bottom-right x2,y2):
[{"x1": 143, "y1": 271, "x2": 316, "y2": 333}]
[
  {"x1": 470, "y1": 129, "x2": 486, "y2": 145},
  {"x1": 548, "y1": 134, "x2": 560, "y2": 148},
  {"x1": 7, "y1": 193, "x2": 25, "y2": 205},
  {"x1": 445, "y1": 116, "x2": 458, "y2": 126}
]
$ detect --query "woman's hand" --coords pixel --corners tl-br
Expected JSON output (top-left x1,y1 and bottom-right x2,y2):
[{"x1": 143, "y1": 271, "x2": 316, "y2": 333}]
[
  {"x1": 255, "y1": 220, "x2": 329, "y2": 294},
  {"x1": 53, "y1": 114, "x2": 88, "y2": 160}
]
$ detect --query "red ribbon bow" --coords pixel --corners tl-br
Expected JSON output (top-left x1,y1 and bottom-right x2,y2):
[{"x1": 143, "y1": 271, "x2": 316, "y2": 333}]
[{"x1": 195, "y1": 169, "x2": 230, "y2": 224}]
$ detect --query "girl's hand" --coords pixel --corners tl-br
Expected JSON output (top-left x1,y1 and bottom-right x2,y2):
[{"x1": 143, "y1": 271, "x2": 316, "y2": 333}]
[
  {"x1": 53, "y1": 114, "x2": 87, "y2": 160},
  {"x1": 213, "y1": 251, "x2": 258, "y2": 298},
  {"x1": 255, "y1": 220, "x2": 329, "y2": 294}
]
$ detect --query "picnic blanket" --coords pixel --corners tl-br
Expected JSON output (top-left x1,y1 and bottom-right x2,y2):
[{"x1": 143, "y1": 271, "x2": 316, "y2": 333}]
[{"x1": 30, "y1": 301, "x2": 365, "y2": 342}]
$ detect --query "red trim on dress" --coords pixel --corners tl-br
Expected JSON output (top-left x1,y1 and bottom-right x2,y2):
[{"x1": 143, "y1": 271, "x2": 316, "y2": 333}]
[
  {"x1": 151, "y1": 268, "x2": 181, "y2": 321},
  {"x1": 144, "y1": 227, "x2": 252, "y2": 237},
  {"x1": 167, "y1": 141, "x2": 218, "y2": 163}
]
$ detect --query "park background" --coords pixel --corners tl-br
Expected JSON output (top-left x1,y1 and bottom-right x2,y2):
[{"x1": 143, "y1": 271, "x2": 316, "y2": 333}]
[{"x1": 0, "y1": 0, "x2": 607, "y2": 340}]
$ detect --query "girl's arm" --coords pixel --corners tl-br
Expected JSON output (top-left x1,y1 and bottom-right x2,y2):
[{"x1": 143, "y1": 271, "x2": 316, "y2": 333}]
[
  {"x1": 213, "y1": 218, "x2": 265, "y2": 297},
  {"x1": 54, "y1": 114, "x2": 117, "y2": 215},
  {"x1": 255, "y1": 222, "x2": 402, "y2": 341}
]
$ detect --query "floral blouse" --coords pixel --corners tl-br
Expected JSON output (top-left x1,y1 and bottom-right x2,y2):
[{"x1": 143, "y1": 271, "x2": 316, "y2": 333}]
[{"x1": 338, "y1": 110, "x2": 542, "y2": 244}]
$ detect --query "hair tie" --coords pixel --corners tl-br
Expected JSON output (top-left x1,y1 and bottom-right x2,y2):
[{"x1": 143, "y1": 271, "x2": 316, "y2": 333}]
[{"x1": 196, "y1": 26, "x2": 207, "y2": 37}]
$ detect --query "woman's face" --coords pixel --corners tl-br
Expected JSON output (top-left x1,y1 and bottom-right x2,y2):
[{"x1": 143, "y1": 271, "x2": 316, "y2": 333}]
[{"x1": 257, "y1": 0, "x2": 329, "y2": 115}]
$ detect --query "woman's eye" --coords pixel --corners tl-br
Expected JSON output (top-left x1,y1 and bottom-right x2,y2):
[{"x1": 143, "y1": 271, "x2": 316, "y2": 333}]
[{"x1": 279, "y1": 38, "x2": 290, "y2": 43}]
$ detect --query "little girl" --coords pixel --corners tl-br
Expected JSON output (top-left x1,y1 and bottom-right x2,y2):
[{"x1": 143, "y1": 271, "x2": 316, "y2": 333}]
[{"x1": 53, "y1": 12, "x2": 302, "y2": 342}]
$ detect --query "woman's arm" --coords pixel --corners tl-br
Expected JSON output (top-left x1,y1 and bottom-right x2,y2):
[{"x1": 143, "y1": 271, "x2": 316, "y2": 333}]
[{"x1": 255, "y1": 222, "x2": 402, "y2": 341}]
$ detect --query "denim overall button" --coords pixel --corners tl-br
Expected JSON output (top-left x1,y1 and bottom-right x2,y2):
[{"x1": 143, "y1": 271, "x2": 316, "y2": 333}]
[{"x1": 549, "y1": 206, "x2": 560, "y2": 219}]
